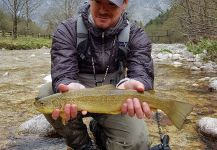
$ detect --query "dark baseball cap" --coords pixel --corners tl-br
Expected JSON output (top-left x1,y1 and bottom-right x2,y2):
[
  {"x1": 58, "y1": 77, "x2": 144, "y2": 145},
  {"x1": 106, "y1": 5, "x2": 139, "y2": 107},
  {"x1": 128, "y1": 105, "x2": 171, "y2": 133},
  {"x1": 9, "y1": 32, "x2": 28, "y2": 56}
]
[{"x1": 109, "y1": 0, "x2": 124, "y2": 7}]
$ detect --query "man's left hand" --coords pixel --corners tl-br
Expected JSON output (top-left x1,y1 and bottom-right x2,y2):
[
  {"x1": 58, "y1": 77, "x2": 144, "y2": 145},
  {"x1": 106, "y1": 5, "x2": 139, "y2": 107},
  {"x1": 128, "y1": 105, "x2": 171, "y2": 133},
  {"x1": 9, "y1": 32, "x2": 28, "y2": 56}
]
[{"x1": 117, "y1": 79, "x2": 152, "y2": 119}]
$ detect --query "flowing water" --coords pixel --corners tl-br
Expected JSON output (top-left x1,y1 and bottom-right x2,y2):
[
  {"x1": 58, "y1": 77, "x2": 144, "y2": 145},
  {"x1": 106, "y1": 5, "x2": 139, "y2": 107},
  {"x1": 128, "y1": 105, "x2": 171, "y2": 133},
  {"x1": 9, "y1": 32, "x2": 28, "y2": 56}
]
[{"x1": 0, "y1": 49, "x2": 216, "y2": 150}]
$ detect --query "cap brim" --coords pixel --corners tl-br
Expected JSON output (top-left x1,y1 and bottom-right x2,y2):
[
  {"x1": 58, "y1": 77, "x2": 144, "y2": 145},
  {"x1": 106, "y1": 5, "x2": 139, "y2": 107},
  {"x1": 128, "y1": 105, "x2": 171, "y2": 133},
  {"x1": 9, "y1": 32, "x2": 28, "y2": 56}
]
[{"x1": 109, "y1": 0, "x2": 123, "y2": 7}]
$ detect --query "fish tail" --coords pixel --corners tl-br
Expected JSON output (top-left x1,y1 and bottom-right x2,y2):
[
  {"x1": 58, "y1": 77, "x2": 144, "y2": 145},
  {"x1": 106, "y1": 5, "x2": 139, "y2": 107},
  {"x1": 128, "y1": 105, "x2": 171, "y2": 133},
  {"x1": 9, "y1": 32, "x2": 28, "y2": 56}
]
[{"x1": 164, "y1": 101, "x2": 193, "y2": 129}]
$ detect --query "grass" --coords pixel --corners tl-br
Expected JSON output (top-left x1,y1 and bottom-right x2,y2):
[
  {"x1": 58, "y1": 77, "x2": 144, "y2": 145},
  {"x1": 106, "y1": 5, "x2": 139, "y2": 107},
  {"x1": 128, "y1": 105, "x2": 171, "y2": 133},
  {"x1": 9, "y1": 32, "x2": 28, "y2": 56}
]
[
  {"x1": 187, "y1": 39, "x2": 217, "y2": 62},
  {"x1": 0, "y1": 37, "x2": 51, "y2": 50},
  {"x1": 160, "y1": 49, "x2": 172, "y2": 53}
]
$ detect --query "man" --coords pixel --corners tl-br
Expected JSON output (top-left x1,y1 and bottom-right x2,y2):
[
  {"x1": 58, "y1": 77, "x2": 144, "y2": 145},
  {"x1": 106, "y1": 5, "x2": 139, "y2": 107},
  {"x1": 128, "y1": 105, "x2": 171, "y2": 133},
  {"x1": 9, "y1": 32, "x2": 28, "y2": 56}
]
[{"x1": 42, "y1": 0, "x2": 154, "y2": 149}]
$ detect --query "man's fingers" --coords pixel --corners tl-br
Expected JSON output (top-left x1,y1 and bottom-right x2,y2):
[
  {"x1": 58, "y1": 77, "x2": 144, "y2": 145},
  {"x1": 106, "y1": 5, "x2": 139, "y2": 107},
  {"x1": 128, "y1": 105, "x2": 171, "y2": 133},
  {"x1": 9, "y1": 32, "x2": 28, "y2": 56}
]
[
  {"x1": 58, "y1": 84, "x2": 69, "y2": 93},
  {"x1": 52, "y1": 109, "x2": 60, "y2": 120},
  {"x1": 81, "y1": 110, "x2": 88, "y2": 115},
  {"x1": 135, "y1": 84, "x2": 145, "y2": 92},
  {"x1": 133, "y1": 98, "x2": 144, "y2": 119},
  {"x1": 70, "y1": 104, "x2": 77, "y2": 119},
  {"x1": 127, "y1": 99, "x2": 135, "y2": 117},
  {"x1": 121, "y1": 103, "x2": 128, "y2": 115},
  {"x1": 142, "y1": 102, "x2": 151, "y2": 119},
  {"x1": 64, "y1": 104, "x2": 71, "y2": 121}
]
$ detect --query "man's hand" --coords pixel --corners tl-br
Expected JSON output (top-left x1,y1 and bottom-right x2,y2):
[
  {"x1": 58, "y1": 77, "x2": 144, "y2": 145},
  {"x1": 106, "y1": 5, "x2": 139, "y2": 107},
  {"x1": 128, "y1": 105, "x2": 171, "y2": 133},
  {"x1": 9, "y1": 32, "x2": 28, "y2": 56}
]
[
  {"x1": 52, "y1": 83, "x2": 87, "y2": 121},
  {"x1": 117, "y1": 79, "x2": 152, "y2": 119}
]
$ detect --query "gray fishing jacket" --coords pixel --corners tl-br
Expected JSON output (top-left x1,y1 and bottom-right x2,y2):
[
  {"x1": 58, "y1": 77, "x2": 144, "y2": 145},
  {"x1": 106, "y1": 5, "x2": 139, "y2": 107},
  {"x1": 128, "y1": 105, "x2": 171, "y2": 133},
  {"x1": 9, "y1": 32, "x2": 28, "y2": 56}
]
[{"x1": 51, "y1": 4, "x2": 154, "y2": 92}]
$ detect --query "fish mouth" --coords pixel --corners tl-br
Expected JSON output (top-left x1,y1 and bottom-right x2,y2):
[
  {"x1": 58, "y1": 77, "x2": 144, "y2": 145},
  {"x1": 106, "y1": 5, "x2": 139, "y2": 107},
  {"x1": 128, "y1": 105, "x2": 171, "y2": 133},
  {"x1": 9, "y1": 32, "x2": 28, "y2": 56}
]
[{"x1": 35, "y1": 97, "x2": 40, "y2": 100}]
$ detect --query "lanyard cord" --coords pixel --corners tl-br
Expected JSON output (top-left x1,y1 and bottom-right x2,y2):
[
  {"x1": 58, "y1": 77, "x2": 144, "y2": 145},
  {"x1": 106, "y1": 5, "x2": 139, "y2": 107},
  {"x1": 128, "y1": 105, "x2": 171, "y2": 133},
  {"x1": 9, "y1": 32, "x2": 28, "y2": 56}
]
[
  {"x1": 91, "y1": 57, "x2": 109, "y2": 86},
  {"x1": 156, "y1": 110, "x2": 163, "y2": 138},
  {"x1": 89, "y1": 32, "x2": 117, "y2": 86}
]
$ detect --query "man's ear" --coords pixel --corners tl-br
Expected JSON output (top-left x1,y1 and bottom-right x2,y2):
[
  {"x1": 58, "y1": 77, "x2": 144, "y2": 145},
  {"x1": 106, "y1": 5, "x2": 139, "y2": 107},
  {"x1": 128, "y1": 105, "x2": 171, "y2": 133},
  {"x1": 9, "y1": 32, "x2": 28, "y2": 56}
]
[{"x1": 123, "y1": 0, "x2": 128, "y2": 9}]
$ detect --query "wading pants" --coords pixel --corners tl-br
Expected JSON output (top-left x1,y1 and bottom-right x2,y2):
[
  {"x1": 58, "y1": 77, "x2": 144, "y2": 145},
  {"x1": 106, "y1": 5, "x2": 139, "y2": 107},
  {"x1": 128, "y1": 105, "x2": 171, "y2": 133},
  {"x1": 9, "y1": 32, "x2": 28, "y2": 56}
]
[{"x1": 37, "y1": 73, "x2": 150, "y2": 150}]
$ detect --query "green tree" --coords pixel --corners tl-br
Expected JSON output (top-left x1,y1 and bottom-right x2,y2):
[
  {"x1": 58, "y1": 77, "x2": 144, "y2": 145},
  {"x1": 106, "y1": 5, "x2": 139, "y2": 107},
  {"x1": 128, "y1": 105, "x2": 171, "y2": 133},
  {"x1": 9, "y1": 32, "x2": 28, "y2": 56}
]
[
  {"x1": 23, "y1": 0, "x2": 42, "y2": 34},
  {"x1": 43, "y1": 0, "x2": 83, "y2": 33},
  {"x1": 2, "y1": 0, "x2": 25, "y2": 39},
  {"x1": 0, "y1": 9, "x2": 12, "y2": 31}
]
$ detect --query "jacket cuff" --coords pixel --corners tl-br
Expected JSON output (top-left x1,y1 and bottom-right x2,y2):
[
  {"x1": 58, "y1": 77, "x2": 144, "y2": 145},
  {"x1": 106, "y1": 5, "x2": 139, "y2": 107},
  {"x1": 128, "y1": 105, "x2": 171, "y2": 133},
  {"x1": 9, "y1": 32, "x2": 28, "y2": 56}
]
[{"x1": 116, "y1": 78, "x2": 130, "y2": 88}]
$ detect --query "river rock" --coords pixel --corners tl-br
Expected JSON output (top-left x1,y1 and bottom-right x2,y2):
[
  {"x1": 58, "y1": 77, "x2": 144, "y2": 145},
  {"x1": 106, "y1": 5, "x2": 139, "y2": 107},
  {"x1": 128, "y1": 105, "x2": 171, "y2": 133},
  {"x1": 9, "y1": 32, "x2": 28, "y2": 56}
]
[
  {"x1": 157, "y1": 53, "x2": 172, "y2": 60},
  {"x1": 172, "y1": 54, "x2": 181, "y2": 60},
  {"x1": 40, "y1": 46, "x2": 48, "y2": 49},
  {"x1": 18, "y1": 114, "x2": 56, "y2": 136},
  {"x1": 198, "y1": 117, "x2": 217, "y2": 139},
  {"x1": 198, "y1": 77, "x2": 210, "y2": 82},
  {"x1": 200, "y1": 63, "x2": 214, "y2": 72},
  {"x1": 193, "y1": 62, "x2": 203, "y2": 68},
  {"x1": 3, "y1": 72, "x2": 9, "y2": 77},
  {"x1": 43, "y1": 74, "x2": 52, "y2": 82},
  {"x1": 172, "y1": 61, "x2": 183, "y2": 67},
  {"x1": 208, "y1": 79, "x2": 217, "y2": 91},
  {"x1": 191, "y1": 66, "x2": 201, "y2": 71},
  {"x1": 30, "y1": 54, "x2": 36, "y2": 57}
]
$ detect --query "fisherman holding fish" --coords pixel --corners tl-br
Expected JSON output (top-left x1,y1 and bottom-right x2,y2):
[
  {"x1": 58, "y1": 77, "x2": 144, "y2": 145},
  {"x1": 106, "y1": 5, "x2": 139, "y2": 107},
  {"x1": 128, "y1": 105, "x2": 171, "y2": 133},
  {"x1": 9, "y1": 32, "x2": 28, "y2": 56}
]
[{"x1": 38, "y1": 0, "x2": 154, "y2": 149}]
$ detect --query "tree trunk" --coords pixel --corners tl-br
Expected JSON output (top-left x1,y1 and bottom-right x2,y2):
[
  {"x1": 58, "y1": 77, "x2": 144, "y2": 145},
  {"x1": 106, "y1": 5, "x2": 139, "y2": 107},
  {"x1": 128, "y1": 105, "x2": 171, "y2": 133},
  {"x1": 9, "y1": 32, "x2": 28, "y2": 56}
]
[
  {"x1": 13, "y1": 0, "x2": 18, "y2": 39},
  {"x1": 25, "y1": 0, "x2": 30, "y2": 34}
]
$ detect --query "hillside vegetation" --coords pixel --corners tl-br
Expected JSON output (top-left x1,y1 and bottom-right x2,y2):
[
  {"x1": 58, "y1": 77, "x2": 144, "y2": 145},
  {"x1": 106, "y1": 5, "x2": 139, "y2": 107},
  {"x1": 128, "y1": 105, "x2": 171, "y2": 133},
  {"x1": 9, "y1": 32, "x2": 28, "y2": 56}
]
[
  {"x1": 145, "y1": 6, "x2": 186, "y2": 43},
  {"x1": 0, "y1": 9, "x2": 44, "y2": 35},
  {"x1": 0, "y1": 9, "x2": 50, "y2": 50},
  {"x1": 145, "y1": 0, "x2": 217, "y2": 44},
  {"x1": 145, "y1": 1, "x2": 217, "y2": 62}
]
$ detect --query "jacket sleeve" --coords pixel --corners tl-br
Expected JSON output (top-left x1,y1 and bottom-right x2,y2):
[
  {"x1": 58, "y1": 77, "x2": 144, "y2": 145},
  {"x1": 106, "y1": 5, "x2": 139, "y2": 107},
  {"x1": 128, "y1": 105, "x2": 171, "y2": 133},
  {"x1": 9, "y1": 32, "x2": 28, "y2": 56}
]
[
  {"x1": 51, "y1": 19, "x2": 79, "y2": 93},
  {"x1": 127, "y1": 24, "x2": 154, "y2": 90}
]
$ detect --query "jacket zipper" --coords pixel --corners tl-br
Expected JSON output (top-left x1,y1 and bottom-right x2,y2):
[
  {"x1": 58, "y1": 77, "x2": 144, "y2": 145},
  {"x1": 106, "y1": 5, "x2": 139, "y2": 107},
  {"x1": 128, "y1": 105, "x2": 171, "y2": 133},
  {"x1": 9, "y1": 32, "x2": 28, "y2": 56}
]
[{"x1": 102, "y1": 32, "x2": 105, "y2": 69}]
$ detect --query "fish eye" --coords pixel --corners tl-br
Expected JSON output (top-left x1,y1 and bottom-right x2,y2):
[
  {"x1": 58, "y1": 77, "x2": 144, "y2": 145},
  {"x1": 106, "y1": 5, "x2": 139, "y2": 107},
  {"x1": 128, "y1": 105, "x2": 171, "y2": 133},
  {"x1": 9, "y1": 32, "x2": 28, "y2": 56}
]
[{"x1": 37, "y1": 101, "x2": 44, "y2": 106}]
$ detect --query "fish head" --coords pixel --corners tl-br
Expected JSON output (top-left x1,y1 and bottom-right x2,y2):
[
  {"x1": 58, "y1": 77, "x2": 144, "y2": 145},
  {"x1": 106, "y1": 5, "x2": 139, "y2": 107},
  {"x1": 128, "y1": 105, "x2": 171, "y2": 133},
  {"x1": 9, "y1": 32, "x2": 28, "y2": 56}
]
[{"x1": 34, "y1": 97, "x2": 55, "y2": 114}]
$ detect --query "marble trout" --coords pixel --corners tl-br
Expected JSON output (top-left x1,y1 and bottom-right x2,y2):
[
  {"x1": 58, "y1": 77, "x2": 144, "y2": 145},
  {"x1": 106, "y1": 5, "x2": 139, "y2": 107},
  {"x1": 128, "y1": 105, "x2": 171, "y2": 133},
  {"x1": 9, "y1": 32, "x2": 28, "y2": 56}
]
[{"x1": 34, "y1": 84, "x2": 193, "y2": 129}]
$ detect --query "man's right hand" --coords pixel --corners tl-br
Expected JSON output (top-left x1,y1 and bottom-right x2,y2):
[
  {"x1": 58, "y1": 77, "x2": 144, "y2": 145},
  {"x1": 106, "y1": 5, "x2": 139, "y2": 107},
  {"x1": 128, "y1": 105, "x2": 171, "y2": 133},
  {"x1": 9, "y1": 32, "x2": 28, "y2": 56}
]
[{"x1": 51, "y1": 83, "x2": 87, "y2": 121}]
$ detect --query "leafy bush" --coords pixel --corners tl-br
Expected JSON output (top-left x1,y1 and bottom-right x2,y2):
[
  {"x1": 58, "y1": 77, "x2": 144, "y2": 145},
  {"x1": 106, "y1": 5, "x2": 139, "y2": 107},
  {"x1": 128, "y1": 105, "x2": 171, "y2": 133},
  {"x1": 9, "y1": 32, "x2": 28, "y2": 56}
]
[
  {"x1": 0, "y1": 37, "x2": 51, "y2": 50},
  {"x1": 187, "y1": 39, "x2": 217, "y2": 62}
]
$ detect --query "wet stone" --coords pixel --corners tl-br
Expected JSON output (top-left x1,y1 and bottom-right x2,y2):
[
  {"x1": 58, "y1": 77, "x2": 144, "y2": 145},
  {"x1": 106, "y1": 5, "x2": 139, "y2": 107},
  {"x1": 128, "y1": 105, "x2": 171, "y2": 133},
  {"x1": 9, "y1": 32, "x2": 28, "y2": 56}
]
[
  {"x1": 208, "y1": 79, "x2": 217, "y2": 92},
  {"x1": 197, "y1": 117, "x2": 217, "y2": 139},
  {"x1": 196, "y1": 108, "x2": 216, "y2": 116},
  {"x1": 152, "y1": 111, "x2": 172, "y2": 127},
  {"x1": 18, "y1": 114, "x2": 57, "y2": 137},
  {"x1": 4, "y1": 135, "x2": 66, "y2": 150}
]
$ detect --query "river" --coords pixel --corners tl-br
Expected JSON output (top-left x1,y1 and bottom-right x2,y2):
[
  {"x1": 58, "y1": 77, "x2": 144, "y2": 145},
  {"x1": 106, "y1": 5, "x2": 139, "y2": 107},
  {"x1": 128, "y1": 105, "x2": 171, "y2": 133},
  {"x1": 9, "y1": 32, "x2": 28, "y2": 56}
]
[{"x1": 0, "y1": 48, "x2": 216, "y2": 150}]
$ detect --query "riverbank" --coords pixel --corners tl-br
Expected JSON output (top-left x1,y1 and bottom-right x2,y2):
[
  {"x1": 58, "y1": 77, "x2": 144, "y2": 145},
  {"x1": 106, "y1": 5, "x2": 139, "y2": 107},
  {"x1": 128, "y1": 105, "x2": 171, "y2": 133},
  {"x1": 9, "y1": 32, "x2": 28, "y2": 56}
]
[{"x1": 0, "y1": 37, "x2": 51, "y2": 50}]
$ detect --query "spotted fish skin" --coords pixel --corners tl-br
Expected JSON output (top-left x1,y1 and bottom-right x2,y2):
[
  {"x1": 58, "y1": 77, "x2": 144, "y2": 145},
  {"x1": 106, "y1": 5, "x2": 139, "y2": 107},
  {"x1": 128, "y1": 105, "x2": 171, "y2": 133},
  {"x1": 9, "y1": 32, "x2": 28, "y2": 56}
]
[{"x1": 34, "y1": 84, "x2": 193, "y2": 129}]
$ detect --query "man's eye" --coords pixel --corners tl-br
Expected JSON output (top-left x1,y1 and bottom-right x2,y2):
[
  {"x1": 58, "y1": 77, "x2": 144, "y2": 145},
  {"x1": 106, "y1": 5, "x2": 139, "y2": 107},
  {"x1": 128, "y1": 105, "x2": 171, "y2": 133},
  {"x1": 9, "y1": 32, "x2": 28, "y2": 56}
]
[{"x1": 94, "y1": 0, "x2": 101, "y2": 4}]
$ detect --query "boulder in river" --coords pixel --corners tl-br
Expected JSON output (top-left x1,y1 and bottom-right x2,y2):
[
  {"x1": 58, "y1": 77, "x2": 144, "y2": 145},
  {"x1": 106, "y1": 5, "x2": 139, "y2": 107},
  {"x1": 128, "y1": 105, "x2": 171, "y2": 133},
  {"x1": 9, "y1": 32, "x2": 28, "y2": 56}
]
[
  {"x1": 208, "y1": 78, "x2": 217, "y2": 92},
  {"x1": 197, "y1": 117, "x2": 217, "y2": 139},
  {"x1": 18, "y1": 114, "x2": 57, "y2": 137}
]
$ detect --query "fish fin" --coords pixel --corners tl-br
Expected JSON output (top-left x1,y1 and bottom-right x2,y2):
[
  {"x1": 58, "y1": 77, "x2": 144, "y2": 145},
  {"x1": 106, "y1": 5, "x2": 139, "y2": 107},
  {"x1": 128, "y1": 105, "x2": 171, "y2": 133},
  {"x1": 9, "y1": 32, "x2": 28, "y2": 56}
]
[
  {"x1": 94, "y1": 84, "x2": 116, "y2": 90},
  {"x1": 164, "y1": 101, "x2": 193, "y2": 129},
  {"x1": 60, "y1": 112, "x2": 68, "y2": 125},
  {"x1": 110, "y1": 111, "x2": 120, "y2": 115}
]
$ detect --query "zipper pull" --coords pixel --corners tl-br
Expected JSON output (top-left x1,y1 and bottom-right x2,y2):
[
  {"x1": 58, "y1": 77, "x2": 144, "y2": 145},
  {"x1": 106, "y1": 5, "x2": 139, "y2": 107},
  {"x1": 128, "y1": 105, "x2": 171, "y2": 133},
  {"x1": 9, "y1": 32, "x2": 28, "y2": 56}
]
[{"x1": 102, "y1": 32, "x2": 105, "y2": 39}]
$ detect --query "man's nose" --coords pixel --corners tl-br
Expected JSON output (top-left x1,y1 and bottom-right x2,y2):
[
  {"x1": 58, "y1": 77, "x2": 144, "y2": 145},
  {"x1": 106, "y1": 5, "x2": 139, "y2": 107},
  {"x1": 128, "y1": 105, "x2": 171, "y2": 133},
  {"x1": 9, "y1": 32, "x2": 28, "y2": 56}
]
[{"x1": 98, "y1": 4, "x2": 108, "y2": 14}]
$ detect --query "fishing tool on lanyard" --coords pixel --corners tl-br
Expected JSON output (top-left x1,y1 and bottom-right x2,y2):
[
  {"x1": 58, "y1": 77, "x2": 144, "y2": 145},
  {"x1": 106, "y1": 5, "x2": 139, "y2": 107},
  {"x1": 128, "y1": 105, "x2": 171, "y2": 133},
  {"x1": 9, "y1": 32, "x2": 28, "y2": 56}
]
[
  {"x1": 150, "y1": 110, "x2": 171, "y2": 150},
  {"x1": 90, "y1": 34, "x2": 117, "y2": 87}
]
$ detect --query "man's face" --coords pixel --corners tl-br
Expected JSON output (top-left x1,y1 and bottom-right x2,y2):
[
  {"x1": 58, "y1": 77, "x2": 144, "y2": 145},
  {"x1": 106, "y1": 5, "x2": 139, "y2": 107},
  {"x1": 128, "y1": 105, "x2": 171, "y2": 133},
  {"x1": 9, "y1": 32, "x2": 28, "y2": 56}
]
[{"x1": 89, "y1": 0, "x2": 128, "y2": 29}]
